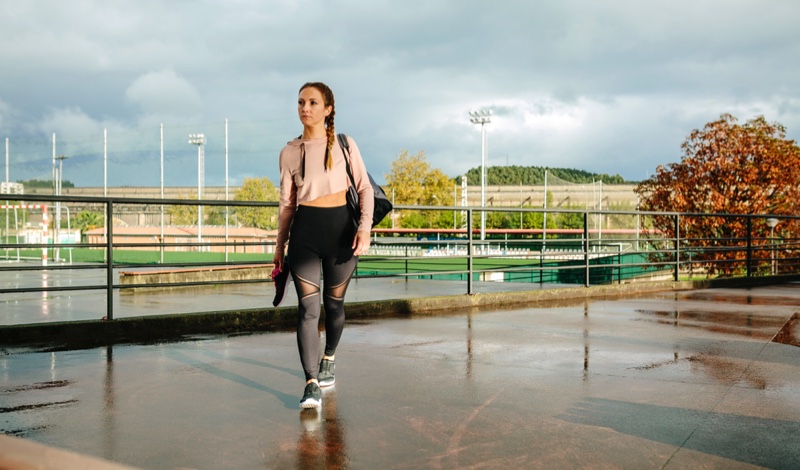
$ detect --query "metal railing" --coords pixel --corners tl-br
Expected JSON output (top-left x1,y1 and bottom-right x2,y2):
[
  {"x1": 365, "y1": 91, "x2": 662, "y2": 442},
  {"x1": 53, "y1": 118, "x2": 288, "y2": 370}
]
[{"x1": 1, "y1": 193, "x2": 798, "y2": 323}]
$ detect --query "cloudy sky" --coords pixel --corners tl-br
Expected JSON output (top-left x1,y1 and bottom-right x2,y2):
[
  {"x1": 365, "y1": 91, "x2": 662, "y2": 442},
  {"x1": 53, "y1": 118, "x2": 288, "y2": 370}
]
[{"x1": 1, "y1": 0, "x2": 798, "y2": 188}]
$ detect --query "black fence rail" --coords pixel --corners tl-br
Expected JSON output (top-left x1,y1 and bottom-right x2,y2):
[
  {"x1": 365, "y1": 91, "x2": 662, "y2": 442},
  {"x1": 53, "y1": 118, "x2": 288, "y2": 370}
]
[{"x1": 1, "y1": 193, "x2": 798, "y2": 323}]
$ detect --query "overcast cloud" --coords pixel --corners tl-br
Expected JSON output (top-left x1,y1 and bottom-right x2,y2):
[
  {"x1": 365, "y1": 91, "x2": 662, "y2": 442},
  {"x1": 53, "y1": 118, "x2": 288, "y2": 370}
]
[{"x1": 1, "y1": 0, "x2": 798, "y2": 187}]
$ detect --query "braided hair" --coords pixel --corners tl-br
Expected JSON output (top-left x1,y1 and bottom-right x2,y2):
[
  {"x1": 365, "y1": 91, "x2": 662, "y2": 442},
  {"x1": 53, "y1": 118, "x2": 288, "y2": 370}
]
[{"x1": 299, "y1": 82, "x2": 336, "y2": 170}]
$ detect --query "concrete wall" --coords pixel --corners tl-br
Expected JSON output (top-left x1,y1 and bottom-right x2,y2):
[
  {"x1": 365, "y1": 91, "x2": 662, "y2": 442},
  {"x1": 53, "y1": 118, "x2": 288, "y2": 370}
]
[{"x1": 119, "y1": 264, "x2": 273, "y2": 292}]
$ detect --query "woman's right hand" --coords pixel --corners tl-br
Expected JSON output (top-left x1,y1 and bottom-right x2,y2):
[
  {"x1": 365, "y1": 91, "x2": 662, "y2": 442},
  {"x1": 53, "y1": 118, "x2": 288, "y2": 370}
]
[{"x1": 273, "y1": 250, "x2": 285, "y2": 272}]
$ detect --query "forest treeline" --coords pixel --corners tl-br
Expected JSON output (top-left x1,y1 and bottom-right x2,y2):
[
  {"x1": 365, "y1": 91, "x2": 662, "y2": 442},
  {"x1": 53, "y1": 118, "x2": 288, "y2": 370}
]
[
  {"x1": 15, "y1": 179, "x2": 75, "y2": 188},
  {"x1": 463, "y1": 166, "x2": 632, "y2": 185}
]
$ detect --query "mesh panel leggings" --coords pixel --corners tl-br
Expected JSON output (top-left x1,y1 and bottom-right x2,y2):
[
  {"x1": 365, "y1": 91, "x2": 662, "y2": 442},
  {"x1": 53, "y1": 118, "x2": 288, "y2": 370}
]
[{"x1": 287, "y1": 204, "x2": 357, "y2": 382}]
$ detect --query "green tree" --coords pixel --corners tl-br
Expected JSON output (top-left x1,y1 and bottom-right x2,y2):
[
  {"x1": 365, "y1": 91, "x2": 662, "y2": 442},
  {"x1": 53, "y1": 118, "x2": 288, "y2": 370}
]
[
  {"x1": 72, "y1": 211, "x2": 104, "y2": 232},
  {"x1": 386, "y1": 150, "x2": 429, "y2": 206},
  {"x1": 388, "y1": 150, "x2": 462, "y2": 228},
  {"x1": 205, "y1": 206, "x2": 228, "y2": 225},
  {"x1": 464, "y1": 166, "x2": 631, "y2": 185},
  {"x1": 557, "y1": 205, "x2": 585, "y2": 230},
  {"x1": 16, "y1": 179, "x2": 75, "y2": 189},
  {"x1": 386, "y1": 150, "x2": 456, "y2": 228},
  {"x1": 421, "y1": 168, "x2": 456, "y2": 228},
  {"x1": 168, "y1": 192, "x2": 199, "y2": 225},
  {"x1": 233, "y1": 177, "x2": 279, "y2": 229}
]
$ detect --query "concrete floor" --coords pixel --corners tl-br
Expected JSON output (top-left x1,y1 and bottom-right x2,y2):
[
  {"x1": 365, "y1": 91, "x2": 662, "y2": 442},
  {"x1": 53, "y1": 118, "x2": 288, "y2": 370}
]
[
  {"x1": 1, "y1": 284, "x2": 799, "y2": 469},
  {"x1": 0, "y1": 263, "x2": 548, "y2": 325}
]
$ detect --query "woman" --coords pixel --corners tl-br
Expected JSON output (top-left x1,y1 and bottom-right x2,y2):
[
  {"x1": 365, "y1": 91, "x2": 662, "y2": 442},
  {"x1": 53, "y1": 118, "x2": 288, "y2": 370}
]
[{"x1": 274, "y1": 82, "x2": 374, "y2": 409}]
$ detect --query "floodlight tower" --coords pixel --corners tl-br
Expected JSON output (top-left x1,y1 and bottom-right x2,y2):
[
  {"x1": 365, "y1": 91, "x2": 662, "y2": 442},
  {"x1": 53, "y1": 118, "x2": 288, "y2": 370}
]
[
  {"x1": 54, "y1": 154, "x2": 68, "y2": 262},
  {"x1": 469, "y1": 109, "x2": 491, "y2": 241},
  {"x1": 188, "y1": 133, "x2": 206, "y2": 249}
]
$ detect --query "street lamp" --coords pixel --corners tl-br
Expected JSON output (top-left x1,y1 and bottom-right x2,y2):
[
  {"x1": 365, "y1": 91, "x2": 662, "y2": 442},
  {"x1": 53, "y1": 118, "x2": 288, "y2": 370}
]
[
  {"x1": 188, "y1": 133, "x2": 206, "y2": 250},
  {"x1": 766, "y1": 217, "x2": 779, "y2": 275},
  {"x1": 54, "y1": 154, "x2": 68, "y2": 262},
  {"x1": 469, "y1": 109, "x2": 491, "y2": 241}
]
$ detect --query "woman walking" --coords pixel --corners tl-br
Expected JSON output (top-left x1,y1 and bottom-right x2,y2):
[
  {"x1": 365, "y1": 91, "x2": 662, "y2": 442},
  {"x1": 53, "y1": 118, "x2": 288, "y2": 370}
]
[{"x1": 273, "y1": 82, "x2": 374, "y2": 409}]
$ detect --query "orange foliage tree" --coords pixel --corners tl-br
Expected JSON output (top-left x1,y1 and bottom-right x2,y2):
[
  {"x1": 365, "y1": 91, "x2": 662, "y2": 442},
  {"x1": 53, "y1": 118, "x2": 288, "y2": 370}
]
[{"x1": 634, "y1": 114, "x2": 800, "y2": 276}]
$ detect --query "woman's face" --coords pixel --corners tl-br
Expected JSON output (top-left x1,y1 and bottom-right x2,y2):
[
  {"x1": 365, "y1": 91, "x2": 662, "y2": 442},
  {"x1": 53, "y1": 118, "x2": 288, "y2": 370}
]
[{"x1": 298, "y1": 86, "x2": 331, "y2": 128}]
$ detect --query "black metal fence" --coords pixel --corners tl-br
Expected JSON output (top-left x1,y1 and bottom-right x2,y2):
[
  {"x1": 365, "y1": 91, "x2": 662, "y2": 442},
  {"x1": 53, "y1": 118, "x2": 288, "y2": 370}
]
[{"x1": 1, "y1": 193, "x2": 798, "y2": 323}]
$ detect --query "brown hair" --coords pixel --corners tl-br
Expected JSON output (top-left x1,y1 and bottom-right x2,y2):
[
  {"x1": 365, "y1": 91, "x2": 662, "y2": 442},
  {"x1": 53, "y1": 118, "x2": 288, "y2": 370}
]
[{"x1": 299, "y1": 82, "x2": 335, "y2": 170}]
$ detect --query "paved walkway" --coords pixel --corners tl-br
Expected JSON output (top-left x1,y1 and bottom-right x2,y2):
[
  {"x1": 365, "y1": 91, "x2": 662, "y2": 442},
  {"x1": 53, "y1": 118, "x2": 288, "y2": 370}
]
[
  {"x1": 0, "y1": 263, "x2": 551, "y2": 325},
  {"x1": 1, "y1": 283, "x2": 799, "y2": 469}
]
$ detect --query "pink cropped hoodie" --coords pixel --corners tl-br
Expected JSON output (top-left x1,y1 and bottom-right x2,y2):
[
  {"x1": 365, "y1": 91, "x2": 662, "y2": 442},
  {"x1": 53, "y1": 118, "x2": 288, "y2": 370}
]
[{"x1": 275, "y1": 135, "x2": 374, "y2": 253}]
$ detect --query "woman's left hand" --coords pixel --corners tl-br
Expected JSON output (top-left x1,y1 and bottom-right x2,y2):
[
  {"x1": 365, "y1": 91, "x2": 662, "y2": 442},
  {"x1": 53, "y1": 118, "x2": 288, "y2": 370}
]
[{"x1": 352, "y1": 230, "x2": 371, "y2": 256}]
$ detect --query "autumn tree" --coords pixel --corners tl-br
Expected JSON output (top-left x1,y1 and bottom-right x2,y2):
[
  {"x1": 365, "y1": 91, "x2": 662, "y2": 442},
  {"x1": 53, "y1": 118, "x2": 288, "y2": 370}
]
[
  {"x1": 635, "y1": 114, "x2": 800, "y2": 276},
  {"x1": 233, "y1": 177, "x2": 279, "y2": 230},
  {"x1": 385, "y1": 150, "x2": 455, "y2": 228}
]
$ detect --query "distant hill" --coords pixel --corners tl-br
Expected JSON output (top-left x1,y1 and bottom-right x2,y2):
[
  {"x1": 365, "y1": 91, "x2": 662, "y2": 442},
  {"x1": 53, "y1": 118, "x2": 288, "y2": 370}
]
[
  {"x1": 461, "y1": 166, "x2": 634, "y2": 185},
  {"x1": 16, "y1": 179, "x2": 75, "y2": 189}
]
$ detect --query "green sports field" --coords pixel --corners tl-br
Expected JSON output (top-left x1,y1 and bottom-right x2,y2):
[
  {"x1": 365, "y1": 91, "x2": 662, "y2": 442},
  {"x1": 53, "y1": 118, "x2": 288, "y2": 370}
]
[
  {"x1": 1, "y1": 247, "x2": 658, "y2": 285},
  {"x1": 0, "y1": 247, "x2": 273, "y2": 265}
]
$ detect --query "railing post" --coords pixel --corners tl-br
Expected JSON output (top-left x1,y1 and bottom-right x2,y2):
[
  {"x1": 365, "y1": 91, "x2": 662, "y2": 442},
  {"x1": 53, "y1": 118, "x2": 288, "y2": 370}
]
[
  {"x1": 106, "y1": 199, "x2": 114, "y2": 321},
  {"x1": 467, "y1": 209, "x2": 474, "y2": 294},
  {"x1": 539, "y1": 251, "x2": 543, "y2": 285},
  {"x1": 404, "y1": 245, "x2": 409, "y2": 279},
  {"x1": 746, "y1": 216, "x2": 752, "y2": 277},
  {"x1": 674, "y1": 214, "x2": 680, "y2": 282},
  {"x1": 584, "y1": 211, "x2": 590, "y2": 287}
]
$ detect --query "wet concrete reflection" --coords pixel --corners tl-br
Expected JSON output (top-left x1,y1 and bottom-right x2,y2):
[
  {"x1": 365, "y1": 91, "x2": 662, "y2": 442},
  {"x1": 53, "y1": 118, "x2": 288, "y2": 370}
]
[
  {"x1": 561, "y1": 398, "x2": 800, "y2": 469},
  {"x1": 102, "y1": 345, "x2": 116, "y2": 463},
  {"x1": 294, "y1": 389, "x2": 347, "y2": 469},
  {"x1": 0, "y1": 379, "x2": 76, "y2": 437},
  {"x1": 634, "y1": 308, "x2": 789, "y2": 339},
  {"x1": 774, "y1": 313, "x2": 800, "y2": 347},
  {"x1": 2, "y1": 285, "x2": 800, "y2": 468}
]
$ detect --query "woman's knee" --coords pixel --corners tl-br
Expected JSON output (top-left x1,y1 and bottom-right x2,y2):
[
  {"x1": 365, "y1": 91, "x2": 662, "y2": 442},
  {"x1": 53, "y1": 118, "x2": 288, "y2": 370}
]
[{"x1": 322, "y1": 295, "x2": 344, "y2": 316}]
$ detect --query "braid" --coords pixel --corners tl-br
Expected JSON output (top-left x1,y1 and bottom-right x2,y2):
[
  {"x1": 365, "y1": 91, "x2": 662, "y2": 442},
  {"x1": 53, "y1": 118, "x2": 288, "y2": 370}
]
[
  {"x1": 325, "y1": 109, "x2": 335, "y2": 170},
  {"x1": 299, "y1": 82, "x2": 336, "y2": 170}
]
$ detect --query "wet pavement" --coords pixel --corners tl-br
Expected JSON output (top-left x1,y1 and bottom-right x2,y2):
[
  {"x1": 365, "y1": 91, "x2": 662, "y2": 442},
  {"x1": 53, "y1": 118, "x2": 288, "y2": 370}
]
[
  {"x1": 1, "y1": 283, "x2": 799, "y2": 469},
  {"x1": 0, "y1": 262, "x2": 548, "y2": 325}
]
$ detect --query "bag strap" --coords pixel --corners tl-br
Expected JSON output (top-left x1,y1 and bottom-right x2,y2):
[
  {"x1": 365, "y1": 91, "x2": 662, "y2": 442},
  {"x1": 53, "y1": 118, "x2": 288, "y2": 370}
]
[{"x1": 337, "y1": 133, "x2": 357, "y2": 190}]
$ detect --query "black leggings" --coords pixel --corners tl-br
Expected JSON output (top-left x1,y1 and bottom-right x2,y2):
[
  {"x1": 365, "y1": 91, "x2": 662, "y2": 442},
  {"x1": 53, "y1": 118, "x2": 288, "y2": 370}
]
[{"x1": 288, "y1": 204, "x2": 357, "y2": 381}]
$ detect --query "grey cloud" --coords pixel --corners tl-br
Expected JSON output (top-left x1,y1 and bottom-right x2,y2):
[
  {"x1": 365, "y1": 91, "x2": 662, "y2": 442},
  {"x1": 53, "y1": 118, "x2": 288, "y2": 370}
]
[
  {"x1": 1, "y1": 0, "x2": 799, "y2": 187},
  {"x1": 125, "y1": 70, "x2": 203, "y2": 117}
]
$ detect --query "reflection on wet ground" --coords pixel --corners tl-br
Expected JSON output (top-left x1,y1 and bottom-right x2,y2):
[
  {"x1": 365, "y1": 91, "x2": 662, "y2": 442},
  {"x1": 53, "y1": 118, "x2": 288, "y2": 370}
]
[
  {"x1": 0, "y1": 265, "x2": 553, "y2": 325},
  {"x1": 560, "y1": 398, "x2": 800, "y2": 469},
  {"x1": 1, "y1": 284, "x2": 799, "y2": 468},
  {"x1": 774, "y1": 313, "x2": 800, "y2": 347}
]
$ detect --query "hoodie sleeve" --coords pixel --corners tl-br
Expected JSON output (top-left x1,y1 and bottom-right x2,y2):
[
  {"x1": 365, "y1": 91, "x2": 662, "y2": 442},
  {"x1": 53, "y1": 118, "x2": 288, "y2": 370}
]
[
  {"x1": 275, "y1": 146, "x2": 297, "y2": 253},
  {"x1": 346, "y1": 136, "x2": 374, "y2": 231}
]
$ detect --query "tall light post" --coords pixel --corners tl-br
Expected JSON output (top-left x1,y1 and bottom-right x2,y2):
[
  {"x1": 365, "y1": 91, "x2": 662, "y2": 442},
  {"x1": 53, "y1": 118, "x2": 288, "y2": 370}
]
[
  {"x1": 224, "y1": 119, "x2": 229, "y2": 262},
  {"x1": 767, "y1": 217, "x2": 779, "y2": 275},
  {"x1": 54, "y1": 155, "x2": 68, "y2": 262},
  {"x1": 188, "y1": 133, "x2": 205, "y2": 250},
  {"x1": 469, "y1": 109, "x2": 491, "y2": 241}
]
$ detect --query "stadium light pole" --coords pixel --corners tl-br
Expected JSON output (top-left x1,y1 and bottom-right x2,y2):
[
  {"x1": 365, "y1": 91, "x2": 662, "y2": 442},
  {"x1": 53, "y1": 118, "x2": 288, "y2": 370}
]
[
  {"x1": 55, "y1": 154, "x2": 68, "y2": 262},
  {"x1": 188, "y1": 133, "x2": 206, "y2": 250},
  {"x1": 5, "y1": 138, "x2": 8, "y2": 259},
  {"x1": 469, "y1": 109, "x2": 491, "y2": 241}
]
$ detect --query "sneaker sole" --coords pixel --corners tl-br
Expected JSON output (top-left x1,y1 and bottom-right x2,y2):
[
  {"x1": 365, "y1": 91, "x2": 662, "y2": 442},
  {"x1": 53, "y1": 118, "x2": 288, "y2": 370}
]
[
  {"x1": 299, "y1": 398, "x2": 321, "y2": 409},
  {"x1": 318, "y1": 378, "x2": 335, "y2": 388}
]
